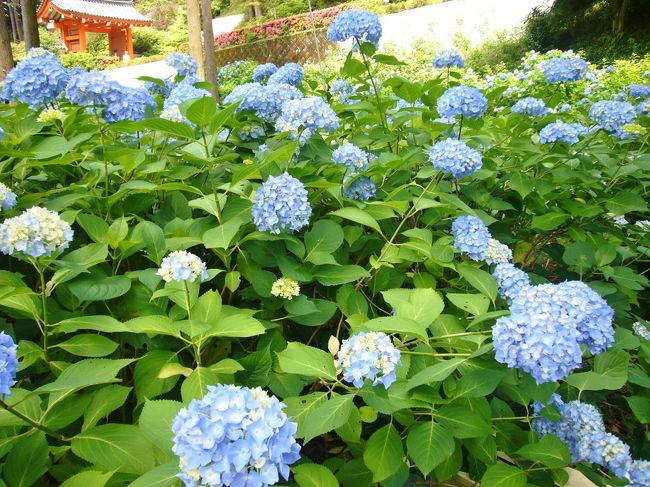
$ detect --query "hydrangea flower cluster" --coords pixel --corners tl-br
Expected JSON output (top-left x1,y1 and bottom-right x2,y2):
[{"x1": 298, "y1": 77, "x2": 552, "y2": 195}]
[
  {"x1": 632, "y1": 322, "x2": 650, "y2": 341},
  {"x1": 65, "y1": 71, "x2": 119, "y2": 107},
  {"x1": 512, "y1": 97, "x2": 547, "y2": 117},
  {"x1": 337, "y1": 332, "x2": 401, "y2": 388},
  {"x1": 484, "y1": 239, "x2": 512, "y2": 265},
  {"x1": 162, "y1": 79, "x2": 211, "y2": 122},
  {"x1": 332, "y1": 142, "x2": 371, "y2": 171},
  {"x1": 330, "y1": 78, "x2": 354, "y2": 104},
  {"x1": 589, "y1": 100, "x2": 636, "y2": 133},
  {"x1": 533, "y1": 395, "x2": 648, "y2": 483},
  {"x1": 493, "y1": 279, "x2": 614, "y2": 383},
  {"x1": 327, "y1": 9, "x2": 382, "y2": 47},
  {"x1": 2, "y1": 48, "x2": 69, "y2": 108},
  {"x1": 638, "y1": 99, "x2": 650, "y2": 115},
  {"x1": 223, "y1": 83, "x2": 303, "y2": 122},
  {"x1": 267, "y1": 63, "x2": 303, "y2": 86},
  {"x1": 102, "y1": 86, "x2": 155, "y2": 123},
  {"x1": 343, "y1": 176, "x2": 376, "y2": 201},
  {"x1": 145, "y1": 79, "x2": 173, "y2": 97},
  {"x1": 275, "y1": 97, "x2": 339, "y2": 143},
  {"x1": 432, "y1": 49, "x2": 465, "y2": 69},
  {"x1": 171, "y1": 385, "x2": 301, "y2": 487},
  {"x1": 628, "y1": 84, "x2": 650, "y2": 99},
  {"x1": 437, "y1": 85, "x2": 488, "y2": 119},
  {"x1": 166, "y1": 53, "x2": 198, "y2": 79},
  {"x1": 237, "y1": 124, "x2": 265, "y2": 141},
  {"x1": 270, "y1": 278, "x2": 300, "y2": 300},
  {"x1": 0, "y1": 207, "x2": 73, "y2": 258},
  {"x1": 157, "y1": 251, "x2": 208, "y2": 283},
  {"x1": 252, "y1": 63, "x2": 278, "y2": 83},
  {"x1": 0, "y1": 332, "x2": 18, "y2": 398},
  {"x1": 428, "y1": 138, "x2": 482, "y2": 179},
  {"x1": 492, "y1": 263, "x2": 530, "y2": 303},
  {"x1": 252, "y1": 173, "x2": 311, "y2": 234},
  {"x1": 542, "y1": 55, "x2": 589, "y2": 83},
  {"x1": 37, "y1": 108, "x2": 65, "y2": 124},
  {"x1": 539, "y1": 120, "x2": 587, "y2": 145},
  {"x1": 451, "y1": 215, "x2": 491, "y2": 260},
  {"x1": 0, "y1": 183, "x2": 17, "y2": 211},
  {"x1": 635, "y1": 220, "x2": 650, "y2": 232}
]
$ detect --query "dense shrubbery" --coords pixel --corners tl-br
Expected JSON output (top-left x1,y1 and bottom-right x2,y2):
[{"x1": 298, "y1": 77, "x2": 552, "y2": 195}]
[{"x1": 0, "y1": 11, "x2": 650, "y2": 486}]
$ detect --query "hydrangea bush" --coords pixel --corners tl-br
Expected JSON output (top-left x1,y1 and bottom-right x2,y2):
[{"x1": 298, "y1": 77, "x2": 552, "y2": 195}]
[{"x1": 0, "y1": 10, "x2": 648, "y2": 487}]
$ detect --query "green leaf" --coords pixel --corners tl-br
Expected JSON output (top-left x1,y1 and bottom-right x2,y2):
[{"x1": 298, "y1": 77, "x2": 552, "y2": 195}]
[
  {"x1": 134, "y1": 351, "x2": 180, "y2": 403},
  {"x1": 293, "y1": 464, "x2": 339, "y2": 487},
  {"x1": 203, "y1": 219, "x2": 244, "y2": 249},
  {"x1": 447, "y1": 293, "x2": 489, "y2": 315},
  {"x1": 34, "y1": 358, "x2": 135, "y2": 395},
  {"x1": 330, "y1": 207, "x2": 381, "y2": 232},
  {"x1": 517, "y1": 435, "x2": 571, "y2": 467},
  {"x1": 276, "y1": 342, "x2": 337, "y2": 380},
  {"x1": 77, "y1": 214, "x2": 110, "y2": 243},
  {"x1": 407, "y1": 421, "x2": 455, "y2": 475},
  {"x1": 185, "y1": 97, "x2": 216, "y2": 126},
  {"x1": 481, "y1": 464, "x2": 526, "y2": 487},
  {"x1": 4, "y1": 432, "x2": 50, "y2": 487},
  {"x1": 363, "y1": 424, "x2": 404, "y2": 482},
  {"x1": 137, "y1": 118, "x2": 195, "y2": 139},
  {"x1": 406, "y1": 358, "x2": 465, "y2": 390},
  {"x1": 54, "y1": 334, "x2": 119, "y2": 357},
  {"x1": 314, "y1": 265, "x2": 370, "y2": 286},
  {"x1": 54, "y1": 315, "x2": 126, "y2": 334},
  {"x1": 453, "y1": 370, "x2": 505, "y2": 398},
  {"x1": 139, "y1": 400, "x2": 183, "y2": 460},
  {"x1": 192, "y1": 290, "x2": 222, "y2": 323},
  {"x1": 456, "y1": 264, "x2": 498, "y2": 301},
  {"x1": 363, "y1": 316, "x2": 428, "y2": 341},
  {"x1": 436, "y1": 404, "x2": 491, "y2": 438},
  {"x1": 83, "y1": 385, "x2": 131, "y2": 430},
  {"x1": 626, "y1": 396, "x2": 650, "y2": 423},
  {"x1": 72, "y1": 424, "x2": 156, "y2": 475},
  {"x1": 531, "y1": 210, "x2": 569, "y2": 231},
  {"x1": 128, "y1": 461, "x2": 180, "y2": 487},
  {"x1": 135, "y1": 221, "x2": 167, "y2": 264},
  {"x1": 381, "y1": 288, "x2": 444, "y2": 326},
  {"x1": 566, "y1": 350, "x2": 629, "y2": 391},
  {"x1": 60, "y1": 471, "x2": 114, "y2": 487},
  {"x1": 283, "y1": 392, "x2": 328, "y2": 438},
  {"x1": 198, "y1": 313, "x2": 266, "y2": 339},
  {"x1": 562, "y1": 242, "x2": 596, "y2": 274},
  {"x1": 304, "y1": 220, "x2": 344, "y2": 263},
  {"x1": 303, "y1": 394, "x2": 355, "y2": 443},
  {"x1": 68, "y1": 275, "x2": 131, "y2": 302},
  {"x1": 605, "y1": 190, "x2": 648, "y2": 215},
  {"x1": 181, "y1": 367, "x2": 218, "y2": 402}
]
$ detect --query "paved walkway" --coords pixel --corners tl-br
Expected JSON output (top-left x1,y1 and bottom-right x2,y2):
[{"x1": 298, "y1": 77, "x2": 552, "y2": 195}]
[{"x1": 109, "y1": 0, "x2": 550, "y2": 86}]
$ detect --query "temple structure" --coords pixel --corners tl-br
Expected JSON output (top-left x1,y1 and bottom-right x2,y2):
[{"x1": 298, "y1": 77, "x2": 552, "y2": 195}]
[{"x1": 36, "y1": 0, "x2": 152, "y2": 58}]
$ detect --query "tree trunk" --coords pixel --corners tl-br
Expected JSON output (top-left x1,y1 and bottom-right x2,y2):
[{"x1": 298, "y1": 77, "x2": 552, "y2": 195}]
[
  {"x1": 612, "y1": 0, "x2": 630, "y2": 35},
  {"x1": 200, "y1": 0, "x2": 219, "y2": 101},
  {"x1": 0, "y1": 0, "x2": 14, "y2": 81},
  {"x1": 10, "y1": 2, "x2": 22, "y2": 42},
  {"x1": 186, "y1": 0, "x2": 203, "y2": 78},
  {"x1": 253, "y1": 1, "x2": 263, "y2": 18},
  {"x1": 21, "y1": 0, "x2": 39, "y2": 49},
  {"x1": 7, "y1": 0, "x2": 16, "y2": 42}
]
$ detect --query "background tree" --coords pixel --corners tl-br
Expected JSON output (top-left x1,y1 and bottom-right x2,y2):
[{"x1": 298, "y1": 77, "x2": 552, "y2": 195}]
[
  {"x1": 20, "y1": 0, "x2": 39, "y2": 49},
  {"x1": 0, "y1": 0, "x2": 14, "y2": 80}
]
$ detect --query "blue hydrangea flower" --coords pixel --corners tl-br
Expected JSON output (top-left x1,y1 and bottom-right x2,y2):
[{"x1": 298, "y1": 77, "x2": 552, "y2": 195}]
[
  {"x1": 0, "y1": 332, "x2": 18, "y2": 398},
  {"x1": 633, "y1": 322, "x2": 650, "y2": 341},
  {"x1": 492, "y1": 263, "x2": 530, "y2": 303},
  {"x1": 0, "y1": 183, "x2": 17, "y2": 211},
  {"x1": 512, "y1": 97, "x2": 547, "y2": 117},
  {"x1": 275, "y1": 97, "x2": 339, "y2": 143},
  {"x1": 589, "y1": 100, "x2": 636, "y2": 132},
  {"x1": 237, "y1": 124, "x2": 265, "y2": 141},
  {"x1": 337, "y1": 331, "x2": 401, "y2": 388},
  {"x1": 437, "y1": 85, "x2": 488, "y2": 119},
  {"x1": 542, "y1": 55, "x2": 589, "y2": 83},
  {"x1": 223, "y1": 83, "x2": 303, "y2": 122},
  {"x1": 267, "y1": 63, "x2": 303, "y2": 86},
  {"x1": 555, "y1": 281, "x2": 614, "y2": 354},
  {"x1": 628, "y1": 84, "x2": 650, "y2": 99},
  {"x1": 252, "y1": 63, "x2": 278, "y2": 83},
  {"x1": 638, "y1": 99, "x2": 650, "y2": 115},
  {"x1": 145, "y1": 79, "x2": 173, "y2": 97},
  {"x1": 432, "y1": 49, "x2": 465, "y2": 69},
  {"x1": 327, "y1": 9, "x2": 382, "y2": 47},
  {"x1": 0, "y1": 127, "x2": 4, "y2": 140},
  {"x1": 343, "y1": 176, "x2": 376, "y2": 201},
  {"x1": 172, "y1": 384, "x2": 300, "y2": 487},
  {"x1": 428, "y1": 138, "x2": 482, "y2": 179},
  {"x1": 65, "y1": 71, "x2": 119, "y2": 107},
  {"x1": 596, "y1": 433, "x2": 632, "y2": 477},
  {"x1": 332, "y1": 142, "x2": 370, "y2": 171},
  {"x1": 166, "y1": 53, "x2": 198, "y2": 79},
  {"x1": 627, "y1": 460, "x2": 650, "y2": 487},
  {"x1": 157, "y1": 251, "x2": 208, "y2": 283},
  {"x1": 252, "y1": 173, "x2": 311, "y2": 234},
  {"x1": 2, "y1": 49, "x2": 69, "y2": 108},
  {"x1": 0, "y1": 207, "x2": 73, "y2": 258},
  {"x1": 484, "y1": 239, "x2": 512, "y2": 265},
  {"x1": 330, "y1": 78, "x2": 354, "y2": 104},
  {"x1": 161, "y1": 79, "x2": 211, "y2": 122},
  {"x1": 102, "y1": 86, "x2": 156, "y2": 123},
  {"x1": 539, "y1": 120, "x2": 587, "y2": 145},
  {"x1": 451, "y1": 215, "x2": 491, "y2": 261}
]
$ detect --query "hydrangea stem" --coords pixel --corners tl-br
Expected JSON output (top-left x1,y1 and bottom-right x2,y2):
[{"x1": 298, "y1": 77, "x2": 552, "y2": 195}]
[
  {"x1": 33, "y1": 259, "x2": 49, "y2": 363},
  {"x1": 0, "y1": 400, "x2": 68, "y2": 441}
]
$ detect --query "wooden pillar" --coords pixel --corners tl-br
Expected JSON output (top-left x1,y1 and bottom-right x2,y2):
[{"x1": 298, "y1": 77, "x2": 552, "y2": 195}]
[
  {"x1": 126, "y1": 25, "x2": 133, "y2": 58},
  {"x1": 79, "y1": 23, "x2": 86, "y2": 52}
]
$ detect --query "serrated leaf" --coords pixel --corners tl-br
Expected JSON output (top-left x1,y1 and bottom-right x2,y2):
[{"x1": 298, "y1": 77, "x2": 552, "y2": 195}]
[
  {"x1": 363, "y1": 424, "x2": 404, "y2": 482},
  {"x1": 517, "y1": 435, "x2": 571, "y2": 467},
  {"x1": 303, "y1": 394, "x2": 355, "y2": 443},
  {"x1": 277, "y1": 342, "x2": 337, "y2": 380},
  {"x1": 407, "y1": 421, "x2": 455, "y2": 475},
  {"x1": 481, "y1": 464, "x2": 526, "y2": 487},
  {"x1": 293, "y1": 463, "x2": 339, "y2": 487}
]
